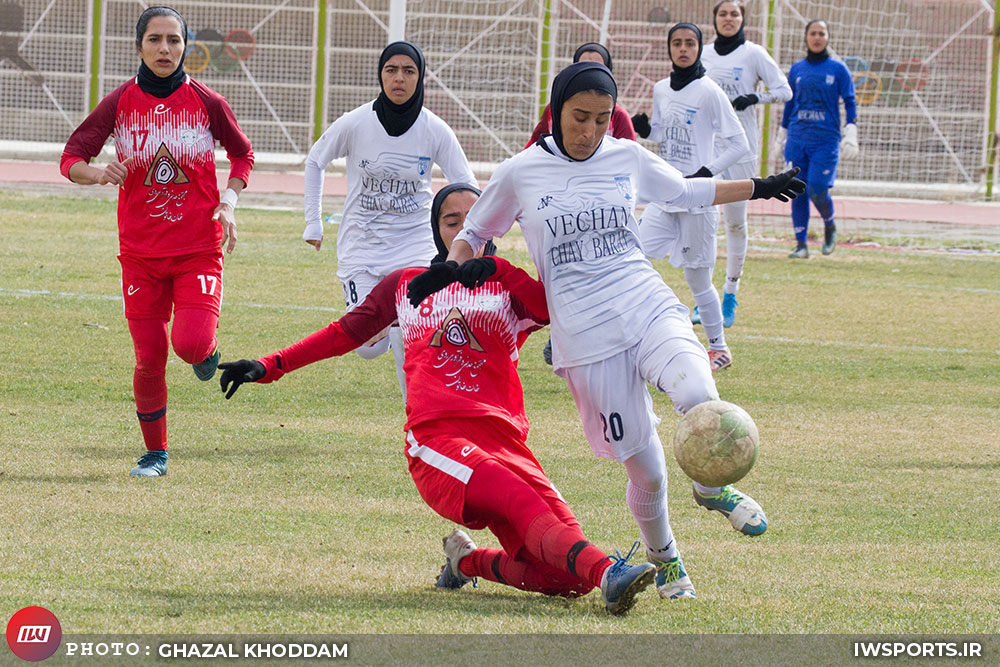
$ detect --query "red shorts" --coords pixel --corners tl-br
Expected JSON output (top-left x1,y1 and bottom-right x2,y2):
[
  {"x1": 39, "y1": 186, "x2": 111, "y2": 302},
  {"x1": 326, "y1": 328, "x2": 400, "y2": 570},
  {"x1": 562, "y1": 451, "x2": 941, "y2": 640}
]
[
  {"x1": 406, "y1": 416, "x2": 576, "y2": 556},
  {"x1": 119, "y1": 251, "x2": 224, "y2": 320}
]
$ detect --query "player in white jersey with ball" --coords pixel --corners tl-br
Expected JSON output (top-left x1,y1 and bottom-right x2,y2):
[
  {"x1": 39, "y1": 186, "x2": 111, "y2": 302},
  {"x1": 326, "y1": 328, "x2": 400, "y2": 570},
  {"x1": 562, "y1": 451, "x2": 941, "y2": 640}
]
[
  {"x1": 303, "y1": 41, "x2": 477, "y2": 400},
  {"x1": 406, "y1": 62, "x2": 804, "y2": 599},
  {"x1": 703, "y1": 0, "x2": 793, "y2": 327},
  {"x1": 635, "y1": 22, "x2": 750, "y2": 372}
]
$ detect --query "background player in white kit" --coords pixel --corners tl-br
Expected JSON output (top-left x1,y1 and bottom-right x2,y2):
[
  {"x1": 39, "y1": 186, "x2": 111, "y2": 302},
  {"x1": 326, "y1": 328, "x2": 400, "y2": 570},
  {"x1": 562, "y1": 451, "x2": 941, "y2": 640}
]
[
  {"x1": 302, "y1": 41, "x2": 477, "y2": 399},
  {"x1": 703, "y1": 0, "x2": 793, "y2": 327},
  {"x1": 635, "y1": 23, "x2": 751, "y2": 372},
  {"x1": 407, "y1": 62, "x2": 804, "y2": 599}
]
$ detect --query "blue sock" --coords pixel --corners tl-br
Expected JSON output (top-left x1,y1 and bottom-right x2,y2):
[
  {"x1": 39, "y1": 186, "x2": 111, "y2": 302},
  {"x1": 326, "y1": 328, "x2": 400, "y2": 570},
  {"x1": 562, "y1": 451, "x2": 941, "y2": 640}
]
[{"x1": 791, "y1": 193, "x2": 810, "y2": 245}]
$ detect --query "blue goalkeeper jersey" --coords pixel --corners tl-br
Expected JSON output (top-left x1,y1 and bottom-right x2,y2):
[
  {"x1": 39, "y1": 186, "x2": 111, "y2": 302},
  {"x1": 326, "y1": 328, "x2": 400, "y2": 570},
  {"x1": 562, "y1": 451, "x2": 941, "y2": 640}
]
[{"x1": 782, "y1": 56, "x2": 856, "y2": 145}]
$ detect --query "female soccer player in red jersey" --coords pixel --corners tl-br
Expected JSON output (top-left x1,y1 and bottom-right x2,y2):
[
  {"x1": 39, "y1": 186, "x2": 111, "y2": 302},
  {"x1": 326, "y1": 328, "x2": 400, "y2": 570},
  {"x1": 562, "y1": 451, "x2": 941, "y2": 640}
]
[
  {"x1": 60, "y1": 6, "x2": 254, "y2": 478},
  {"x1": 218, "y1": 187, "x2": 656, "y2": 615}
]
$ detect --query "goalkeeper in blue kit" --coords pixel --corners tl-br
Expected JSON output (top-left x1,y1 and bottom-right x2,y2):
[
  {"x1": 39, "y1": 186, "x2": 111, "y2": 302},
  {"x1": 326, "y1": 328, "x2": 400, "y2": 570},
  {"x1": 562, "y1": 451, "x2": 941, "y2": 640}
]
[{"x1": 778, "y1": 19, "x2": 858, "y2": 258}]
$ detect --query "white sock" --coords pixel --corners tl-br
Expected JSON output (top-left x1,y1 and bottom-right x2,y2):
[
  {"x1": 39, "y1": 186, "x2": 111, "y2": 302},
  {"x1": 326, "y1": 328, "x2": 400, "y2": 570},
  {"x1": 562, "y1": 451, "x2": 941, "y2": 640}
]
[
  {"x1": 623, "y1": 441, "x2": 677, "y2": 561},
  {"x1": 723, "y1": 202, "x2": 748, "y2": 295},
  {"x1": 686, "y1": 267, "x2": 725, "y2": 351},
  {"x1": 694, "y1": 482, "x2": 723, "y2": 496}
]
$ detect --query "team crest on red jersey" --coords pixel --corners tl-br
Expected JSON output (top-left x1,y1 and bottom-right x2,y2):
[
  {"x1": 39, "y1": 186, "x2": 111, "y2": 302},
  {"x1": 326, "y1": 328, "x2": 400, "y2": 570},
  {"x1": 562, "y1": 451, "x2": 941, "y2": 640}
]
[
  {"x1": 144, "y1": 142, "x2": 191, "y2": 186},
  {"x1": 430, "y1": 307, "x2": 484, "y2": 352}
]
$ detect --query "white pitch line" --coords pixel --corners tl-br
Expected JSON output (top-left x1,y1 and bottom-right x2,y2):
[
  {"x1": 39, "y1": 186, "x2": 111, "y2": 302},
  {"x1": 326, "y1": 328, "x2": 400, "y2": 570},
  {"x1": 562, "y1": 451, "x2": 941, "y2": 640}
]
[
  {"x1": 5, "y1": 287, "x2": 997, "y2": 356},
  {"x1": 0, "y1": 288, "x2": 345, "y2": 314},
  {"x1": 741, "y1": 334, "x2": 999, "y2": 357}
]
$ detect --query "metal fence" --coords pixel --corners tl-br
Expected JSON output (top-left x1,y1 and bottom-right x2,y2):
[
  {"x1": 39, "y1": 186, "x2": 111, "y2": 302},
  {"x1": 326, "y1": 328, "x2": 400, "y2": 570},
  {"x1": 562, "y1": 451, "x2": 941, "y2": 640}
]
[{"x1": 1, "y1": 0, "x2": 996, "y2": 198}]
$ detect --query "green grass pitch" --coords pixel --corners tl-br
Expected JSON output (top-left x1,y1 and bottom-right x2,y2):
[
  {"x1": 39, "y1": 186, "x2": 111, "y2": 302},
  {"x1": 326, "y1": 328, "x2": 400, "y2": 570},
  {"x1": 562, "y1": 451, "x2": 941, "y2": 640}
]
[{"x1": 1, "y1": 190, "x2": 998, "y2": 634}]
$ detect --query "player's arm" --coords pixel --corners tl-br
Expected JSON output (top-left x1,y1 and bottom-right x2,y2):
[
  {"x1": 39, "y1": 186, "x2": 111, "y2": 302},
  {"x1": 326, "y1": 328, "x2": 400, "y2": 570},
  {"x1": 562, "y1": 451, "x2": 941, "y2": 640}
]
[
  {"x1": 302, "y1": 113, "x2": 351, "y2": 250},
  {"x1": 755, "y1": 47, "x2": 793, "y2": 105},
  {"x1": 839, "y1": 65, "x2": 860, "y2": 160},
  {"x1": 646, "y1": 83, "x2": 667, "y2": 143},
  {"x1": 491, "y1": 258, "x2": 548, "y2": 322},
  {"x1": 219, "y1": 271, "x2": 403, "y2": 398},
  {"x1": 704, "y1": 91, "x2": 750, "y2": 176},
  {"x1": 61, "y1": 84, "x2": 125, "y2": 185},
  {"x1": 435, "y1": 119, "x2": 477, "y2": 188}
]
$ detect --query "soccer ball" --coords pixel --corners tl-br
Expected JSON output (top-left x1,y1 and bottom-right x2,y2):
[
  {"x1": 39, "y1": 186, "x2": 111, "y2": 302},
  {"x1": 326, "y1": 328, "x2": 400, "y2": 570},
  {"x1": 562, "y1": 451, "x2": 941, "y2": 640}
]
[{"x1": 673, "y1": 400, "x2": 758, "y2": 487}]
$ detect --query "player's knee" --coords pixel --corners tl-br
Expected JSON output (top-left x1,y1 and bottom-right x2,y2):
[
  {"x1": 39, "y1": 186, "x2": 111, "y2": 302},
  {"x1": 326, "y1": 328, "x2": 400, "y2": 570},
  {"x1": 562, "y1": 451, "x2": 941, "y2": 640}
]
[
  {"x1": 726, "y1": 220, "x2": 746, "y2": 235},
  {"x1": 355, "y1": 337, "x2": 390, "y2": 359},
  {"x1": 807, "y1": 183, "x2": 829, "y2": 201},
  {"x1": 670, "y1": 360, "x2": 719, "y2": 415},
  {"x1": 171, "y1": 335, "x2": 214, "y2": 365}
]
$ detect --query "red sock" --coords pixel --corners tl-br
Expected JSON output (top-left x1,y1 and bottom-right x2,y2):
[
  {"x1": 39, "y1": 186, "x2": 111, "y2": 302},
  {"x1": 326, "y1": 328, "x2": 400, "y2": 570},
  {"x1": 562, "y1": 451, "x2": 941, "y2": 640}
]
[
  {"x1": 129, "y1": 319, "x2": 169, "y2": 451},
  {"x1": 524, "y1": 512, "x2": 611, "y2": 590},
  {"x1": 459, "y1": 548, "x2": 593, "y2": 597}
]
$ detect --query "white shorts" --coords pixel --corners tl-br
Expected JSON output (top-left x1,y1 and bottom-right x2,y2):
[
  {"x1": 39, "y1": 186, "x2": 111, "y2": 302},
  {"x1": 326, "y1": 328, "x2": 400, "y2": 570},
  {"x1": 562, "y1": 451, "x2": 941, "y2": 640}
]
[
  {"x1": 639, "y1": 206, "x2": 720, "y2": 269},
  {"x1": 339, "y1": 268, "x2": 384, "y2": 313},
  {"x1": 558, "y1": 306, "x2": 717, "y2": 461}
]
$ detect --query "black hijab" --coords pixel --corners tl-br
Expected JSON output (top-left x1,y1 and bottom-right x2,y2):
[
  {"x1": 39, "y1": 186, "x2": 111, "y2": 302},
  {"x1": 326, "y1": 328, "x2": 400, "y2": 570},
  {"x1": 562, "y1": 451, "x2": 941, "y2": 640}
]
[
  {"x1": 713, "y1": 8, "x2": 746, "y2": 56},
  {"x1": 668, "y1": 23, "x2": 706, "y2": 91},
  {"x1": 548, "y1": 61, "x2": 618, "y2": 161},
  {"x1": 429, "y1": 184, "x2": 495, "y2": 263},
  {"x1": 373, "y1": 41, "x2": 425, "y2": 137},
  {"x1": 135, "y1": 7, "x2": 188, "y2": 98},
  {"x1": 804, "y1": 19, "x2": 830, "y2": 63},
  {"x1": 573, "y1": 42, "x2": 613, "y2": 72}
]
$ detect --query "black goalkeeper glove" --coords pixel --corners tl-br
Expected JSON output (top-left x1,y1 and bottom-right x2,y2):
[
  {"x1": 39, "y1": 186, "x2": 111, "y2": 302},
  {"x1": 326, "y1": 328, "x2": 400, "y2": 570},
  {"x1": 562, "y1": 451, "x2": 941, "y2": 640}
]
[
  {"x1": 685, "y1": 166, "x2": 713, "y2": 179},
  {"x1": 631, "y1": 112, "x2": 651, "y2": 139},
  {"x1": 218, "y1": 359, "x2": 266, "y2": 399},
  {"x1": 750, "y1": 167, "x2": 805, "y2": 202},
  {"x1": 456, "y1": 257, "x2": 497, "y2": 289},
  {"x1": 731, "y1": 93, "x2": 759, "y2": 111},
  {"x1": 406, "y1": 261, "x2": 458, "y2": 307}
]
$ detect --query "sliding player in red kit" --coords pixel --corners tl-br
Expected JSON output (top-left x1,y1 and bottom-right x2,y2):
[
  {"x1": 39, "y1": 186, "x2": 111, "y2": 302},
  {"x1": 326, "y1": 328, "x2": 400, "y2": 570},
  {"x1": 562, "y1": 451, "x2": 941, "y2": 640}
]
[
  {"x1": 60, "y1": 6, "x2": 254, "y2": 477},
  {"x1": 217, "y1": 186, "x2": 655, "y2": 615}
]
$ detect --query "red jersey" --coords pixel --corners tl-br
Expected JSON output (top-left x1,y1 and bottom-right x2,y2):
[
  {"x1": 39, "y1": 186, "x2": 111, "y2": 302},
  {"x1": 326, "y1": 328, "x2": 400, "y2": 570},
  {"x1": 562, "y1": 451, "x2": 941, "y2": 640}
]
[
  {"x1": 60, "y1": 77, "x2": 254, "y2": 258},
  {"x1": 256, "y1": 258, "x2": 549, "y2": 439}
]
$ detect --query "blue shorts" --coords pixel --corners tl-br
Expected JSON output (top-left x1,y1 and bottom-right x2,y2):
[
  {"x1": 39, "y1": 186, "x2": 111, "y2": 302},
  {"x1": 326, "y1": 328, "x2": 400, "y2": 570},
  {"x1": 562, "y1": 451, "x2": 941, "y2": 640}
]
[{"x1": 785, "y1": 140, "x2": 839, "y2": 190}]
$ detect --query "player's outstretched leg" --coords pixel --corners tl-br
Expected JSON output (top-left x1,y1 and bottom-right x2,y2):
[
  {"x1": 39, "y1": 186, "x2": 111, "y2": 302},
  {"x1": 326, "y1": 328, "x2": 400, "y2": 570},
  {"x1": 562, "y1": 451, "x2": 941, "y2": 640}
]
[
  {"x1": 601, "y1": 542, "x2": 657, "y2": 615},
  {"x1": 650, "y1": 554, "x2": 696, "y2": 599},
  {"x1": 692, "y1": 483, "x2": 768, "y2": 536},
  {"x1": 436, "y1": 528, "x2": 478, "y2": 589}
]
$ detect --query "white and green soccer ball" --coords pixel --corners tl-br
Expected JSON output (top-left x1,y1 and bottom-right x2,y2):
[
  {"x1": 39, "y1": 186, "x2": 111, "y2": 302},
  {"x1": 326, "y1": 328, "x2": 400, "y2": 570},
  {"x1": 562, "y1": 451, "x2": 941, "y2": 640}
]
[{"x1": 673, "y1": 400, "x2": 759, "y2": 487}]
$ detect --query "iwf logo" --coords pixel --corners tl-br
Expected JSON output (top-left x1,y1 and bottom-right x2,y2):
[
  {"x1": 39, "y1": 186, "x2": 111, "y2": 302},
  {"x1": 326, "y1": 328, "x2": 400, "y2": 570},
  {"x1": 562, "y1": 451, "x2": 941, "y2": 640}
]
[{"x1": 5, "y1": 607, "x2": 61, "y2": 662}]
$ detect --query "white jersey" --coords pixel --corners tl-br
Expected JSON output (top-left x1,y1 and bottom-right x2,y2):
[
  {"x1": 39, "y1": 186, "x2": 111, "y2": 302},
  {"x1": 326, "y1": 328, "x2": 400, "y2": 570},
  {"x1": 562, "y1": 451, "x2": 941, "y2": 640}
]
[
  {"x1": 647, "y1": 76, "x2": 747, "y2": 213},
  {"x1": 304, "y1": 102, "x2": 476, "y2": 279},
  {"x1": 454, "y1": 135, "x2": 716, "y2": 369},
  {"x1": 702, "y1": 41, "x2": 792, "y2": 163}
]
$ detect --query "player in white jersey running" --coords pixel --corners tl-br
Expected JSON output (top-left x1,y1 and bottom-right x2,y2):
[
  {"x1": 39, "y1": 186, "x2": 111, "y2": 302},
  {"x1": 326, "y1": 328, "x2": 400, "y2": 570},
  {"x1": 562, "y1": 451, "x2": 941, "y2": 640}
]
[
  {"x1": 406, "y1": 62, "x2": 804, "y2": 598},
  {"x1": 635, "y1": 22, "x2": 750, "y2": 372},
  {"x1": 302, "y1": 41, "x2": 477, "y2": 400},
  {"x1": 702, "y1": 1, "x2": 793, "y2": 327}
]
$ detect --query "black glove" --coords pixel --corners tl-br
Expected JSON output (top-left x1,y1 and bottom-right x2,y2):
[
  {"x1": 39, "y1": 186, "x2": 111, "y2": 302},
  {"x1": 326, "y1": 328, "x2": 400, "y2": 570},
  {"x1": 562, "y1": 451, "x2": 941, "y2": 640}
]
[
  {"x1": 750, "y1": 167, "x2": 805, "y2": 202},
  {"x1": 731, "y1": 93, "x2": 759, "y2": 111},
  {"x1": 218, "y1": 359, "x2": 266, "y2": 399},
  {"x1": 456, "y1": 257, "x2": 498, "y2": 289},
  {"x1": 406, "y1": 261, "x2": 458, "y2": 307},
  {"x1": 685, "y1": 166, "x2": 713, "y2": 179},
  {"x1": 631, "y1": 112, "x2": 651, "y2": 139}
]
